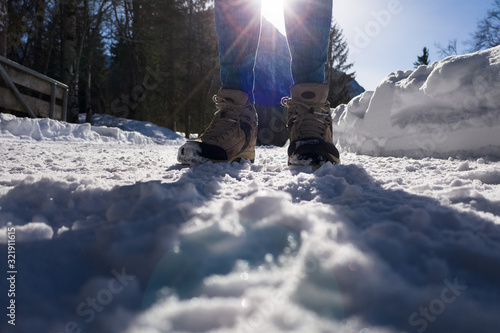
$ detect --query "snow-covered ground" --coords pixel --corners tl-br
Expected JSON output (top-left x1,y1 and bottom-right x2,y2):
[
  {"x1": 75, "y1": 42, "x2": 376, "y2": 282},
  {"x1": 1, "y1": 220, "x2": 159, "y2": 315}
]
[{"x1": 1, "y1": 47, "x2": 500, "y2": 333}]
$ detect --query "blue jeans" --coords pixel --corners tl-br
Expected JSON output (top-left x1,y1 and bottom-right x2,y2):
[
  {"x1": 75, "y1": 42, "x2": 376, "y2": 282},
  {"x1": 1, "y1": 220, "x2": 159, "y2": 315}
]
[{"x1": 214, "y1": 0, "x2": 332, "y2": 100}]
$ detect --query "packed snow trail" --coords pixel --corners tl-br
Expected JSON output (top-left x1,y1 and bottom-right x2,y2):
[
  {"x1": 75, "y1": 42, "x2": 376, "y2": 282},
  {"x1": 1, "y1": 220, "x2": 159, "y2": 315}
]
[{"x1": 1, "y1": 135, "x2": 500, "y2": 333}]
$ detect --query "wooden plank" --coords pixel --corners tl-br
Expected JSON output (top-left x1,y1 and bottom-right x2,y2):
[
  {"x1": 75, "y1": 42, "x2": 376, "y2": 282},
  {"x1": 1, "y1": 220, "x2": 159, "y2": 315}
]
[
  {"x1": 0, "y1": 86, "x2": 63, "y2": 120},
  {"x1": 3, "y1": 65, "x2": 65, "y2": 100},
  {"x1": 0, "y1": 63, "x2": 37, "y2": 118},
  {"x1": 0, "y1": 56, "x2": 67, "y2": 89}
]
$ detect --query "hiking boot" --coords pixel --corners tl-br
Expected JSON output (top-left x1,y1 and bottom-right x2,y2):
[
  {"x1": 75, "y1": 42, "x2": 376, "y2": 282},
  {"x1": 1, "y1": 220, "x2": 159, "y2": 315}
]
[
  {"x1": 283, "y1": 83, "x2": 340, "y2": 166},
  {"x1": 177, "y1": 89, "x2": 258, "y2": 165}
]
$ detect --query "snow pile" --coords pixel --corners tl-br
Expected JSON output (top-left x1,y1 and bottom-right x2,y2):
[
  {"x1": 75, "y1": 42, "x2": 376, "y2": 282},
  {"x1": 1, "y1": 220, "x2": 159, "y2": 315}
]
[
  {"x1": 0, "y1": 113, "x2": 185, "y2": 145},
  {"x1": 89, "y1": 113, "x2": 185, "y2": 145},
  {"x1": 0, "y1": 113, "x2": 154, "y2": 144},
  {"x1": 333, "y1": 46, "x2": 500, "y2": 158}
]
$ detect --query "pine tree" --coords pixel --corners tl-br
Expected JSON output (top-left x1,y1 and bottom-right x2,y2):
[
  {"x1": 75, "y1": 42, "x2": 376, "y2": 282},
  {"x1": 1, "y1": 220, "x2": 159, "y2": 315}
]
[
  {"x1": 325, "y1": 21, "x2": 356, "y2": 108},
  {"x1": 107, "y1": 0, "x2": 218, "y2": 132},
  {"x1": 414, "y1": 47, "x2": 430, "y2": 68}
]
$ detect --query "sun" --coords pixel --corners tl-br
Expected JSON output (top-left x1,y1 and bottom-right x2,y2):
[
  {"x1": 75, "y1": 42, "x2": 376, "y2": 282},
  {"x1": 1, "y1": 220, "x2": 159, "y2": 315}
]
[{"x1": 261, "y1": 0, "x2": 286, "y2": 35}]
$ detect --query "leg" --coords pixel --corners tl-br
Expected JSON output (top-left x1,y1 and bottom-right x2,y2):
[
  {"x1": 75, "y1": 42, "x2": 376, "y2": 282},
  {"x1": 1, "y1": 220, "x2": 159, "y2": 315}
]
[
  {"x1": 284, "y1": 0, "x2": 332, "y2": 85},
  {"x1": 177, "y1": 0, "x2": 260, "y2": 165},
  {"x1": 283, "y1": 0, "x2": 340, "y2": 165},
  {"x1": 214, "y1": 0, "x2": 262, "y2": 100}
]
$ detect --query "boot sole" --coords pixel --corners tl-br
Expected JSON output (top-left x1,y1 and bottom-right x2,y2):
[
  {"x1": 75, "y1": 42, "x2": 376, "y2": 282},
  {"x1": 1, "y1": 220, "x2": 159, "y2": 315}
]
[
  {"x1": 287, "y1": 139, "x2": 341, "y2": 166},
  {"x1": 288, "y1": 153, "x2": 340, "y2": 166},
  {"x1": 178, "y1": 142, "x2": 255, "y2": 165}
]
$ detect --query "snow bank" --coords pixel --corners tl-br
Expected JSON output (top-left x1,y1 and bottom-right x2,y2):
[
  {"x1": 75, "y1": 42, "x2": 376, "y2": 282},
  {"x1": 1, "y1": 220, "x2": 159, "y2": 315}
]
[
  {"x1": 89, "y1": 113, "x2": 185, "y2": 145},
  {"x1": 0, "y1": 113, "x2": 153, "y2": 144},
  {"x1": 333, "y1": 46, "x2": 500, "y2": 158},
  {"x1": 0, "y1": 113, "x2": 185, "y2": 145}
]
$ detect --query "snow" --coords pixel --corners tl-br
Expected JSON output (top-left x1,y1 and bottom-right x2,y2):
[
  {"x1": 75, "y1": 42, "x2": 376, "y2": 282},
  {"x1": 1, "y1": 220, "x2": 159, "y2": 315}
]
[
  {"x1": 88, "y1": 114, "x2": 185, "y2": 145},
  {"x1": 1, "y1": 47, "x2": 500, "y2": 333},
  {"x1": 0, "y1": 113, "x2": 166, "y2": 145},
  {"x1": 333, "y1": 45, "x2": 500, "y2": 158}
]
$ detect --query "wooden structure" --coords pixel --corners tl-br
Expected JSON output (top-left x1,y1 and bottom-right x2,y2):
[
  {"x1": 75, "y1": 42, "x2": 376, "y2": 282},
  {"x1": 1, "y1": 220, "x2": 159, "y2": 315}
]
[{"x1": 0, "y1": 55, "x2": 68, "y2": 121}]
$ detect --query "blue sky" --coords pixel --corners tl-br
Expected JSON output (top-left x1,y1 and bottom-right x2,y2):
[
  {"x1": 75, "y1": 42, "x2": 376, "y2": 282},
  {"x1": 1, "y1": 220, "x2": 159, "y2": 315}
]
[{"x1": 262, "y1": 0, "x2": 496, "y2": 90}]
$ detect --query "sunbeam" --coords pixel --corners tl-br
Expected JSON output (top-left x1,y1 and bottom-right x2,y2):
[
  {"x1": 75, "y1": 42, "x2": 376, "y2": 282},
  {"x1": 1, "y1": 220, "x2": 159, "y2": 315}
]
[{"x1": 261, "y1": 0, "x2": 286, "y2": 35}]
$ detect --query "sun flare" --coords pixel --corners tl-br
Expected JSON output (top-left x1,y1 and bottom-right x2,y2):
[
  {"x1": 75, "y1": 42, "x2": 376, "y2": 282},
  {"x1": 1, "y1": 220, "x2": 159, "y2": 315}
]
[{"x1": 261, "y1": 0, "x2": 286, "y2": 35}]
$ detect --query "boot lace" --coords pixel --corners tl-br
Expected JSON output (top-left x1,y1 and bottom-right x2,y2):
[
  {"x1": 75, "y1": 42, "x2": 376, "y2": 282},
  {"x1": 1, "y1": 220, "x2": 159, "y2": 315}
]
[
  {"x1": 281, "y1": 97, "x2": 331, "y2": 139},
  {"x1": 201, "y1": 95, "x2": 249, "y2": 141}
]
